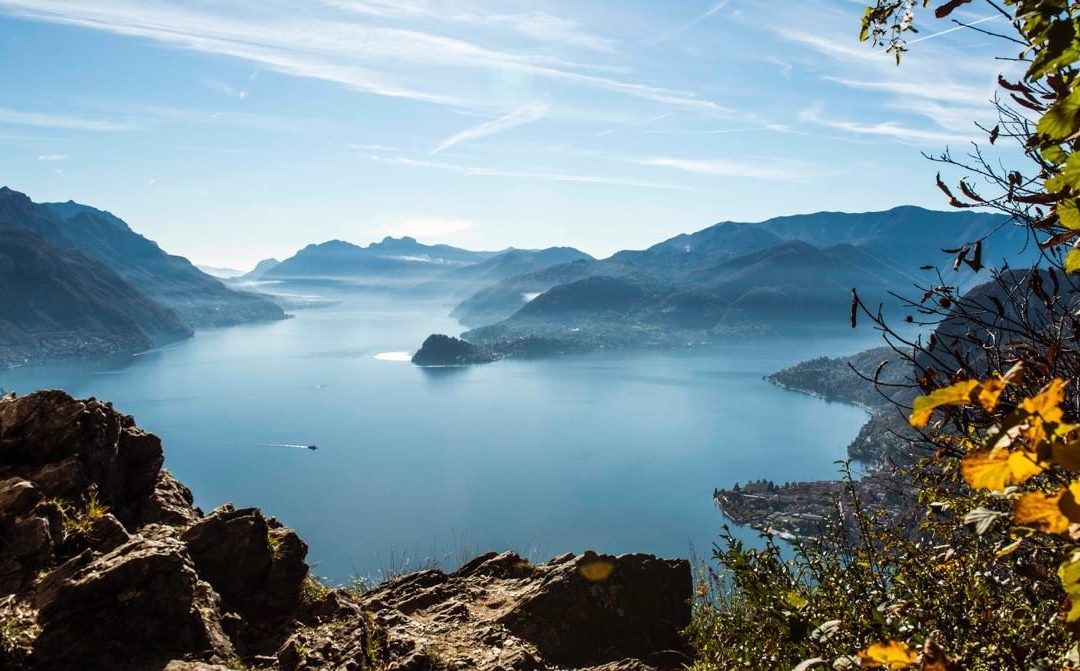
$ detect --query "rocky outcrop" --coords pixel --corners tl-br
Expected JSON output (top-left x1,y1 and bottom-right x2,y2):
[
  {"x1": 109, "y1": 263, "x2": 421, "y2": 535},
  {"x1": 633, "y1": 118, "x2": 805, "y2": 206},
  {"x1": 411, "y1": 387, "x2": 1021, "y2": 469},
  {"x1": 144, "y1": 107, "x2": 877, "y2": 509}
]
[
  {"x1": 0, "y1": 390, "x2": 691, "y2": 670},
  {"x1": 0, "y1": 391, "x2": 320, "y2": 670},
  {"x1": 33, "y1": 537, "x2": 234, "y2": 671},
  {"x1": 358, "y1": 550, "x2": 691, "y2": 671}
]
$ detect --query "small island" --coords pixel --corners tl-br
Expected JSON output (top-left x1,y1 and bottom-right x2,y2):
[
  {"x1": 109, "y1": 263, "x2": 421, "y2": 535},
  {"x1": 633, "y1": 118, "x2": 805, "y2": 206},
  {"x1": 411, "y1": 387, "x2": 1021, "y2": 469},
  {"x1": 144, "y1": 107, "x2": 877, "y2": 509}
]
[{"x1": 411, "y1": 334, "x2": 498, "y2": 366}]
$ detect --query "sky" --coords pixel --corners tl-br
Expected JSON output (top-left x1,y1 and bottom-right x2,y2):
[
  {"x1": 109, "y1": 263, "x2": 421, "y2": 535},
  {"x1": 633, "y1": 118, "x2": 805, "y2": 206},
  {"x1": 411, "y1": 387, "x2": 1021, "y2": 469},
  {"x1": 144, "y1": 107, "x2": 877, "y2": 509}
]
[{"x1": 0, "y1": 0, "x2": 1016, "y2": 269}]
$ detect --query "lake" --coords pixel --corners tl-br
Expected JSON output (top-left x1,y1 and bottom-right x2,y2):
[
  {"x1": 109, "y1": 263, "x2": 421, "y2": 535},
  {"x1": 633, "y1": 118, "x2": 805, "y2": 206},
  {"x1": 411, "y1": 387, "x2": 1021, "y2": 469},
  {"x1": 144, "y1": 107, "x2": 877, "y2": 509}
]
[{"x1": 0, "y1": 287, "x2": 880, "y2": 583}]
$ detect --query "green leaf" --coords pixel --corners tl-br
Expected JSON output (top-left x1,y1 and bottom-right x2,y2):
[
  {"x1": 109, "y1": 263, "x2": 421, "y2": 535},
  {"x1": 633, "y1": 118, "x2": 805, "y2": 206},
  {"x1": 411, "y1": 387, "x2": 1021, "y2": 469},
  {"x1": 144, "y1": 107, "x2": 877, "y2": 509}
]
[
  {"x1": 1038, "y1": 87, "x2": 1080, "y2": 142},
  {"x1": 1066, "y1": 248, "x2": 1080, "y2": 274},
  {"x1": 1043, "y1": 144, "x2": 1069, "y2": 166},
  {"x1": 1059, "y1": 200, "x2": 1080, "y2": 229},
  {"x1": 1028, "y1": 18, "x2": 1080, "y2": 81},
  {"x1": 859, "y1": 7, "x2": 873, "y2": 42},
  {"x1": 784, "y1": 590, "x2": 808, "y2": 610}
]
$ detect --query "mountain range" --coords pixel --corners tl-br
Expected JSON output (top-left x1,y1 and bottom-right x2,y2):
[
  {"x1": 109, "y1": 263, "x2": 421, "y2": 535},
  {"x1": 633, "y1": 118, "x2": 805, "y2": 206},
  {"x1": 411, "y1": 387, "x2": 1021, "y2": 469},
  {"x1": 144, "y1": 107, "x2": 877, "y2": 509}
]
[
  {"x1": 419, "y1": 206, "x2": 1036, "y2": 362},
  {"x1": 0, "y1": 185, "x2": 1035, "y2": 368},
  {"x1": 260, "y1": 236, "x2": 499, "y2": 286},
  {"x1": 0, "y1": 186, "x2": 285, "y2": 366}
]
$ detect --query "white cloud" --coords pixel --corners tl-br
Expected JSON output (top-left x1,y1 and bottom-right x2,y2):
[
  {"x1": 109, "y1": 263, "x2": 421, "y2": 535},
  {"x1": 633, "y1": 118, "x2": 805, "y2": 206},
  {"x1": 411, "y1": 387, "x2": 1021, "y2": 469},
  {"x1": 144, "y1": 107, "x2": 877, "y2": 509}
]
[
  {"x1": 799, "y1": 106, "x2": 972, "y2": 145},
  {"x1": 0, "y1": 106, "x2": 133, "y2": 131},
  {"x1": 37, "y1": 154, "x2": 68, "y2": 161},
  {"x1": 645, "y1": 0, "x2": 730, "y2": 47},
  {"x1": 595, "y1": 112, "x2": 673, "y2": 137},
  {"x1": 370, "y1": 154, "x2": 694, "y2": 191},
  {"x1": 201, "y1": 78, "x2": 249, "y2": 99},
  {"x1": 0, "y1": 0, "x2": 726, "y2": 115},
  {"x1": 633, "y1": 156, "x2": 807, "y2": 181},
  {"x1": 320, "y1": 1, "x2": 617, "y2": 53},
  {"x1": 433, "y1": 101, "x2": 548, "y2": 154}
]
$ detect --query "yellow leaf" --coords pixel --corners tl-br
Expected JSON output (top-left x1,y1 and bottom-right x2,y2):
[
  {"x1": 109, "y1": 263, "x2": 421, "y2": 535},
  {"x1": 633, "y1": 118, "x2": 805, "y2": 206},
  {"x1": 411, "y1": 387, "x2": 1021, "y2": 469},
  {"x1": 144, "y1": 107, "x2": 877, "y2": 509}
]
[
  {"x1": 1067, "y1": 249, "x2": 1080, "y2": 274},
  {"x1": 909, "y1": 380, "x2": 979, "y2": 428},
  {"x1": 1020, "y1": 379, "x2": 1068, "y2": 423},
  {"x1": 1060, "y1": 552, "x2": 1080, "y2": 622},
  {"x1": 1014, "y1": 489, "x2": 1069, "y2": 533},
  {"x1": 860, "y1": 640, "x2": 918, "y2": 669},
  {"x1": 578, "y1": 558, "x2": 615, "y2": 582},
  {"x1": 977, "y1": 376, "x2": 1006, "y2": 412},
  {"x1": 961, "y1": 449, "x2": 1044, "y2": 491}
]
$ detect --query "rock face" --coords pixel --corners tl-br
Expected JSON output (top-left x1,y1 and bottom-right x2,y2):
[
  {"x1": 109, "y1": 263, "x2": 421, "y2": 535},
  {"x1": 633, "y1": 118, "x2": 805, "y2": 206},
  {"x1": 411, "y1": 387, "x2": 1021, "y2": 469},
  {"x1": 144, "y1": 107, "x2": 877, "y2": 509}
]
[
  {"x1": 0, "y1": 390, "x2": 691, "y2": 670},
  {"x1": 358, "y1": 551, "x2": 691, "y2": 671}
]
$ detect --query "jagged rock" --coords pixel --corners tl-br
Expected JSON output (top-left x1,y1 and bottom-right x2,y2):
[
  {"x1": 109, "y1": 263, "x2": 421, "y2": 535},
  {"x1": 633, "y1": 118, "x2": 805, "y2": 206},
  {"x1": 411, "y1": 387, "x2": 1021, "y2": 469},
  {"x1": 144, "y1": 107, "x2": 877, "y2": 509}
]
[
  {"x1": 0, "y1": 477, "x2": 41, "y2": 517},
  {"x1": 0, "y1": 477, "x2": 60, "y2": 595},
  {"x1": 181, "y1": 505, "x2": 308, "y2": 626},
  {"x1": 360, "y1": 550, "x2": 691, "y2": 671},
  {"x1": 84, "y1": 512, "x2": 131, "y2": 553},
  {"x1": 497, "y1": 552, "x2": 691, "y2": 668},
  {"x1": 139, "y1": 469, "x2": 202, "y2": 526},
  {"x1": 33, "y1": 536, "x2": 234, "y2": 671},
  {"x1": 276, "y1": 617, "x2": 382, "y2": 671},
  {"x1": 0, "y1": 391, "x2": 163, "y2": 527}
]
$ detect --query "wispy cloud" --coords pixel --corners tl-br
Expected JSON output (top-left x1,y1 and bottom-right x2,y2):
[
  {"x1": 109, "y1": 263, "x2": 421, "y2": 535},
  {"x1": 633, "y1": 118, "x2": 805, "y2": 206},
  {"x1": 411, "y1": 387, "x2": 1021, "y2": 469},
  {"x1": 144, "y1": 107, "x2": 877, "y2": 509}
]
[
  {"x1": 37, "y1": 153, "x2": 68, "y2": 161},
  {"x1": 767, "y1": 3, "x2": 1004, "y2": 145},
  {"x1": 370, "y1": 154, "x2": 694, "y2": 191},
  {"x1": 633, "y1": 156, "x2": 807, "y2": 181},
  {"x1": 645, "y1": 0, "x2": 730, "y2": 47},
  {"x1": 433, "y1": 101, "x2": 548, "y2": 154},
  {"x1": 596, "y1": 112, "x2": 673, "y2": 137},
  {"x1": 201, "y1": 78, "x2": 249, "y2": 100},
  {"x1": 320, "y1": 1, "x2": 617, "y2": 53},
  {"x1": 0, "y1": 0, "x2": 725, "y2": 114},
  {"x1": 799, "y1": 106, "x2": 972, "y2": 145},
  {"x1": 0, "y1": 106, "x2": 133, "y2": 131}
]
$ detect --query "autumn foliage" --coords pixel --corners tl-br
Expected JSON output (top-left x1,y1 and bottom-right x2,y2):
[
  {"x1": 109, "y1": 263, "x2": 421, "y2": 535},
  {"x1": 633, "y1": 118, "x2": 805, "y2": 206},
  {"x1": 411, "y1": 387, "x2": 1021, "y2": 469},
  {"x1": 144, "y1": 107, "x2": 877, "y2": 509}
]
[{"x1": 690, "y1": 2, "x2": 1080, "y2": 670}]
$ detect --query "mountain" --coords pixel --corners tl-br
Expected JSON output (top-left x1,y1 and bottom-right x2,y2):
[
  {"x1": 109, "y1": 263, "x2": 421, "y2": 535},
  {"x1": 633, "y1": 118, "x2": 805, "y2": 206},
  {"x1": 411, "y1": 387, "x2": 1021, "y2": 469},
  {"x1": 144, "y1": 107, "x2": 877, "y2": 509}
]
[
  {"x1": 755, "y1": 205, "x2": 1028, "y2": 271},
  {"x1": 451, "y1": 258, "x2": 612, "y2": 327},
  {"x1": 439, "y1": 207, "x2": 1033, "y2": 361},
  {"x1": 0, "y1": 231, "x2": 191, "y2": 365},
  {"x1": 263, "y1": 236, "x2": 498, "y2": 286},
  {"x1": 197, "y1": 265, "x2": 245, "y2": 278},
  {"x1": 36, "y1": 199, "x2": 284, "y2": 328},
  {"x1": 0, "y1": 186, "x2": 290, "y2": 365},
  {"x1": 240, "y1": 257, "x2": 280, "y2": 281},
  {"x1": 415, "y1": 246, "x2": 592, "y2": 301},
  {"x1": 465, "y1": 241, "x2": 912, "y2": 348},
  {"x1": 450, "y1": 206, "x2": 1030, "y2": 330}
]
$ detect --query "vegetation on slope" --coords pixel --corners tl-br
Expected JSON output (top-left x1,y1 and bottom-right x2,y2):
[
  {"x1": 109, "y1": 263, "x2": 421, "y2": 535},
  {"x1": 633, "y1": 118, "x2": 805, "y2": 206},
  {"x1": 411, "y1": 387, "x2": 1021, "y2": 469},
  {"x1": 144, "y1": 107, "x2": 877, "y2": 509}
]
[{"x1": 690, "y1": 2, "x2": 1080, "y2": 669}]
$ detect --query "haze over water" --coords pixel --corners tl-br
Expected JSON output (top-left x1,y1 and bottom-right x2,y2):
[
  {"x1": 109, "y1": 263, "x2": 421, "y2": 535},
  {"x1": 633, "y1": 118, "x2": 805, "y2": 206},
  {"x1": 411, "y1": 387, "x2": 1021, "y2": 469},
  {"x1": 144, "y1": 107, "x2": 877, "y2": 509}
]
[{"x1": 1, "y1": 287, "x2": 879, "y2": 583}]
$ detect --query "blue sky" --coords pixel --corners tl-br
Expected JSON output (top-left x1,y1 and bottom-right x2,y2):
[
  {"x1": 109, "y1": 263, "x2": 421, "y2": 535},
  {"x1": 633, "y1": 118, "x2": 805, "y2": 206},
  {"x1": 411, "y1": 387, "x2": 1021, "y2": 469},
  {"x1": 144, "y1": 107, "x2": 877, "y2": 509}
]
[{"x1": 0, "y1": 0, "x2": 1012, "y2": 268}]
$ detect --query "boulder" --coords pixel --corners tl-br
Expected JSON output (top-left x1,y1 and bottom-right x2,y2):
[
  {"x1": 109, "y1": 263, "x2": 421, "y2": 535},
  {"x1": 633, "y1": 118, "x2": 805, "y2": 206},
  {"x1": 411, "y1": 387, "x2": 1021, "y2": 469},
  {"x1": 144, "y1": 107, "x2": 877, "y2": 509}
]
[
  {"x1": 359, "y1": 550, "x2": 691, "y2": 671},
  {"x1": 0, "y1": 477, "x2": 60, "y2": 595},
  {"x1": 497, "y1": 551, "x2": 692, "y2": 668},
  {"x1": 181, "y1": 505, "x2": 308, "y2": 622},
  {"x1": 0, "y1": 391, "x2": 164, "y2": 527},
  {"x1": 139, "y1": 470, "x2": 201, "y2": 526},
  {"x1": 33, "y1": 537, "x2": 233, "y2": 671}
]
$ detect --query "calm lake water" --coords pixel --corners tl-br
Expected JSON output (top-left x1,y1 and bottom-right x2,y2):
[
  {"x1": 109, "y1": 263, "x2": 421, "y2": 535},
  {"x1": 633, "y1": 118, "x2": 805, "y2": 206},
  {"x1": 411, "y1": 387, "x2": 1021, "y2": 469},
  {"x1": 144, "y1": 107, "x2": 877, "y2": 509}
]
[{"x1": 1, "y1": 287, "x2": 881, "y2": 583}]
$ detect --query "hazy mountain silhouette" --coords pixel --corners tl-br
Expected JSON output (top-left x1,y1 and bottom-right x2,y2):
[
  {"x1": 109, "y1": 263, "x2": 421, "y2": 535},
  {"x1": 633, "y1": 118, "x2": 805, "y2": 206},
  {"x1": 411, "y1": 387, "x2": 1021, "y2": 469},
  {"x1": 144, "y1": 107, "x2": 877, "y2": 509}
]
[{"x1": 262, "y1": 236, "x2": 498, "y2": 287}]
